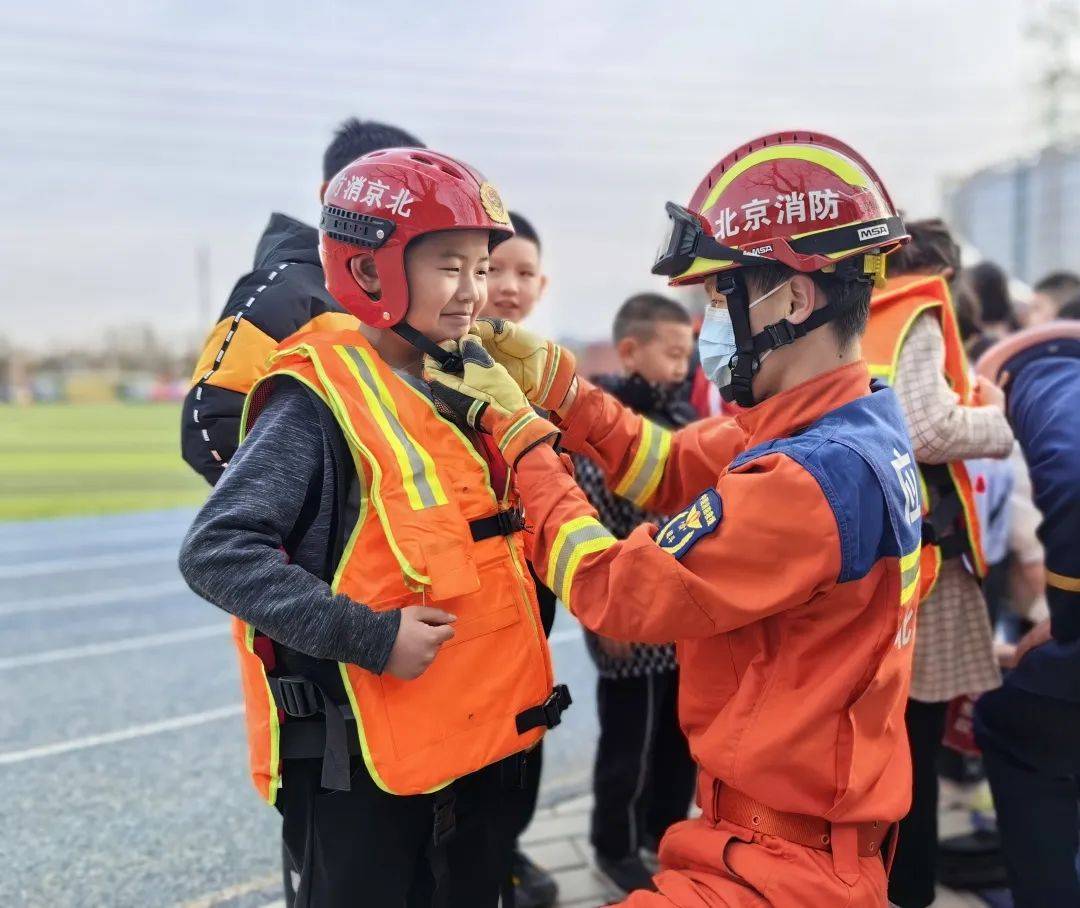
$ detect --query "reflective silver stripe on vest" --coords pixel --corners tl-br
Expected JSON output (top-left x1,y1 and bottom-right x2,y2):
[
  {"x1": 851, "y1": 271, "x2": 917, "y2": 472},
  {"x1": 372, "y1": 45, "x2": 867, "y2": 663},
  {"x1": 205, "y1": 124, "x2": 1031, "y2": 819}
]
[{"x1": 342, "y1": 347, "x2": 440, "y2": 509}]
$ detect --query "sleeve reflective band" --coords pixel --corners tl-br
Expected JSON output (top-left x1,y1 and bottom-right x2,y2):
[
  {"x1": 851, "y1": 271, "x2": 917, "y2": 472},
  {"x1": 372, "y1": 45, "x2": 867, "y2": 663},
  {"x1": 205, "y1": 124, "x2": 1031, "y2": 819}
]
[
  {"x1": 498, "y1": 410, "x2": 541, "y2": 457},
  {"x1": 900, "y1": 548, "x2": 921, "y2": 606},
  {"x1": 613, "y1": 418, "x2": 673, "y2": 508},
  {"x1": 546, "y1": 515, "x2": 617, "y2": 607},
  {"x1": 537, "y1": 344, "x2": 563, "y2": 405}
]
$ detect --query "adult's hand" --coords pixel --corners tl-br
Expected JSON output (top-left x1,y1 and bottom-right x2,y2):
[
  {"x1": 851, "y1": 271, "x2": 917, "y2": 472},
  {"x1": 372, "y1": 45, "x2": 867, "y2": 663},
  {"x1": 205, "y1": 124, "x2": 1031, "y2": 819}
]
[
  {"x1": 470, "y1": 318, "x2": 577, "y2": 413},
  {"x1": 424, "y1": 337, "x2": 559, "y2": 466},
  {"x1": 1012, "y1": 617, "x2": 1054, "y2": 667},
  {"x1": 385, "y1": 605, "x2": 457, "y2": 680},
  {"x1": 974, "y1": 375, "x2": 1006, "y2": 412}
]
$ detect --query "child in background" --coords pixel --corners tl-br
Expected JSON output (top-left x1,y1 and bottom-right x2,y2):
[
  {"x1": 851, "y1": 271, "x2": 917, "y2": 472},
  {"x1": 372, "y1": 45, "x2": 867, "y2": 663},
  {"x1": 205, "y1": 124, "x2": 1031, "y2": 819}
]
[
  {"x1": 487, "y1": 210, "x2": 548, "y2": 322},
  {"x1": 574, "y1": 293, "x2": 699, "y2": 895},
  {"x1": 486, "y1": 209, "x2": 559, "y2": 908}
]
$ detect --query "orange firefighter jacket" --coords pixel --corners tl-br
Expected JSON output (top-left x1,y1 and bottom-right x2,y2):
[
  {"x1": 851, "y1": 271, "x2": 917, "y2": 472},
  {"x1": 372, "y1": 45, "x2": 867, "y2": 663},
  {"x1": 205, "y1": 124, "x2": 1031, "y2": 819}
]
[{"x1": 519, "y1": 362, "x2": 923, "y2": 824}]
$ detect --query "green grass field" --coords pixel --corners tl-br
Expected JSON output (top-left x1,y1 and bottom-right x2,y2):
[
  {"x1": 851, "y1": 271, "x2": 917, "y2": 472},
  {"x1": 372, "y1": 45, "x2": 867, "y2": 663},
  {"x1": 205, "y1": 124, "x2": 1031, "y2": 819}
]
[{"x1": 0, "y1": 403, "x2": 210, "y2": 521}]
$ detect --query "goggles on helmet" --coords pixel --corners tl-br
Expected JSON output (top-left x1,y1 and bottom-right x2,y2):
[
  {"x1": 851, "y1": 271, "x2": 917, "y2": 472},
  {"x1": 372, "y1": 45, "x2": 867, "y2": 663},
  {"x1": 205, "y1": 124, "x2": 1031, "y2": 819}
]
[{"x1": 652, "y1": 202, "x2": 768, "y2": 277}]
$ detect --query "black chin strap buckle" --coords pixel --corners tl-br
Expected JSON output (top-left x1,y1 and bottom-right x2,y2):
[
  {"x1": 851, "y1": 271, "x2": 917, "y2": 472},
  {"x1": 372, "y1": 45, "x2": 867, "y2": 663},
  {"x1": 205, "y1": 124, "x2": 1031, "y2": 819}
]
[
  {"x1": 763, "y1": 319, "x2": 799, "y2": 350},
  {"x1": 438, "y1": 351, "x2": 463, "y2": 374}
]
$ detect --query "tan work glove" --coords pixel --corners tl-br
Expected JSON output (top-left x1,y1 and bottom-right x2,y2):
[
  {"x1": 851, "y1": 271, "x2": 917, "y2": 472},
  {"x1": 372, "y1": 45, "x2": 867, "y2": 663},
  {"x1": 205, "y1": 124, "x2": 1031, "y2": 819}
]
[
  {"x1": 470, "y1": 318, "x2": 578, "y2": 412},
  {"x1": 424, "y1": 336, "x2": 560, "y2": 467}
]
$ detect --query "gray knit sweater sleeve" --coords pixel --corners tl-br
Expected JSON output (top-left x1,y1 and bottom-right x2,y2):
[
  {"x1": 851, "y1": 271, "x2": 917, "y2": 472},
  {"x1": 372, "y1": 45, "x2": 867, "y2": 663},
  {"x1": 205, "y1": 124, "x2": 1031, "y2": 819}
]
[{"x1": 178, "y1": 381, "x2": 400, "y2": 672}]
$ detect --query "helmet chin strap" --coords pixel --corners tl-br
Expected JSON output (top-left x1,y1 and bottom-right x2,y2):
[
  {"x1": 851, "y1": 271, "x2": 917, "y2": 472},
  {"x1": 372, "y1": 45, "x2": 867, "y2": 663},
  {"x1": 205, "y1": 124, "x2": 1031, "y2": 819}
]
[
  {"x1": 391, "y1": 321, "x2": 464, "y2": 374},
  {"x1": 719, "y1": 280, "x2": 843, "y2": 408}
]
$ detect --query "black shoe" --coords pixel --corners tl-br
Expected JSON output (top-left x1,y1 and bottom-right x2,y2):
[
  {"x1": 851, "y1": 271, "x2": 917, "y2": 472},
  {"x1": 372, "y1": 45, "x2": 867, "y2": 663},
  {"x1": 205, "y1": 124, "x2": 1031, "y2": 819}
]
[
  {"x1": 595, "y1": 853, "x2": 657, "y2": 894},
  {"x1": 512, "y1": 850, "x2": 558, "y2": 908}
]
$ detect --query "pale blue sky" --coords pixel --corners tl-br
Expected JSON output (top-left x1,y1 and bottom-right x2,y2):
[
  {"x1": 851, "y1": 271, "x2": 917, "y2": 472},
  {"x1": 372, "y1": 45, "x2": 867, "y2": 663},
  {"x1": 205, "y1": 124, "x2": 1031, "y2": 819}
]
[{"x1": 0, "y1": 1, "x2": 1044, "y2": 351}]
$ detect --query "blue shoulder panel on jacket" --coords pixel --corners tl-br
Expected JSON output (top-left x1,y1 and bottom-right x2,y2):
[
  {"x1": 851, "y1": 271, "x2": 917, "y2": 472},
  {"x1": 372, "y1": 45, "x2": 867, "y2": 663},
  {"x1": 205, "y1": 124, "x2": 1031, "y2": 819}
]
[{"x1": 731, "y1": 384, "x2": 922, "y2": 584}]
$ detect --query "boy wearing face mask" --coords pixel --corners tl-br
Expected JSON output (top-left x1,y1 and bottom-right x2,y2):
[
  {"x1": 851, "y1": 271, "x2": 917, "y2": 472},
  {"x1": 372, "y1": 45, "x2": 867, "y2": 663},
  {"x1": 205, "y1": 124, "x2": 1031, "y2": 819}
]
[{"x1": 574, "y1": 293, "x2": 699, "y2": 895}]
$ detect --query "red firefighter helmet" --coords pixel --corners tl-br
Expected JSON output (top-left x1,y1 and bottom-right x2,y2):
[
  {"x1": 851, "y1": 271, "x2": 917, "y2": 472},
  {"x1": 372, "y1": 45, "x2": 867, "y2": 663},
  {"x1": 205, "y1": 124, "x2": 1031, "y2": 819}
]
[
  {"x1": 320, "y1": 148, "x2": 514, "y2": 328},
  {"x1": 653, "y1": 131, "x2": 909, "y2": 285}
]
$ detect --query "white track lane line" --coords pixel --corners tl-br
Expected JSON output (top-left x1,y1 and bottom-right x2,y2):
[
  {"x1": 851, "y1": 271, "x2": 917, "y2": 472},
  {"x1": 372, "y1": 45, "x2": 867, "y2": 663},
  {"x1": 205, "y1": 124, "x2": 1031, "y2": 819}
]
[
  {"x1": 0, "y1": 524, "x2": 185, "y2": 558},
  {"x1": 0, "y1": 622, "x2": 228, "y2": 670},
  {"x1": 0, "y1": 704, "x2": 242, "y2": 765},
  {"x1": 0, "y1": 579, "x2": 190, "y2": 617},
  {"x1": 0, "y1": 546, "x2": 178, "y2": 579},
  {"x1": 175, "y1": 874, "x2": 281, "y2": 908}
]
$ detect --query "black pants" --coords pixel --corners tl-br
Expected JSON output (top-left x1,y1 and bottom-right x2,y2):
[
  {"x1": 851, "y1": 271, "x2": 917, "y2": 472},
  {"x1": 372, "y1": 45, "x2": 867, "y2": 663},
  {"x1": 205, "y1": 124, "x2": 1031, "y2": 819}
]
[
  {"x1": 888, "y1": 698, "x2": 948, "y2": 908},
  {"x1": 278, "y1": 755, "x2": 519, "y2": 907},
  {"x1": 590, "y1": 669, "x2": 696, "y2": 860},
  {"x1": 506, "y1": 571, "x2": 557, "y2": 846},
  {"x1": 975, "y1": 682, "x2": 1080, "y2": 908}
]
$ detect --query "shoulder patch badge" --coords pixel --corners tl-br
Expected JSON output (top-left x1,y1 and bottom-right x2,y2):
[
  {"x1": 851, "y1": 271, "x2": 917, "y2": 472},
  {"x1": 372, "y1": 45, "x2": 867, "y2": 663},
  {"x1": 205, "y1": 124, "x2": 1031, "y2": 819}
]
[{"x1": 655, "y1": 489, "x2": 723, "y2": 560}]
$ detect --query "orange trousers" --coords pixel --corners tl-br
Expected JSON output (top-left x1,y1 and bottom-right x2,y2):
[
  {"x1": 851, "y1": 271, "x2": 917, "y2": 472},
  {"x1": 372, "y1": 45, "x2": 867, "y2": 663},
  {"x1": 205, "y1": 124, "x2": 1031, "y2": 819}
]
[{"x1": 619, "y1": 818, "x2": 889, "y2": 907}]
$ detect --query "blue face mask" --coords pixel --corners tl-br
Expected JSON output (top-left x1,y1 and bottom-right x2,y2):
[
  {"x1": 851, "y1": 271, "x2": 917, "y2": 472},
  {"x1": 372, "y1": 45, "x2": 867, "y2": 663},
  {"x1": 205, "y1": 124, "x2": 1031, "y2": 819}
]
[{"x1": 697, "y1": 279, "x2": 791, "y2": 389}]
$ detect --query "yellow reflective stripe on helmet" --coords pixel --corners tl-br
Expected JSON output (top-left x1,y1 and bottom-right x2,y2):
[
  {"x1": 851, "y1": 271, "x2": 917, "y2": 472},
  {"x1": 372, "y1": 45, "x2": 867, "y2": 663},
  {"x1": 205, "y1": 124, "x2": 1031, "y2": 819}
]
[
  {"x1": 680, "y1": 255, "x2": 735, "y2": 281},
  {"x1": 700, "y1": 145, "x2": 872, "y2": 214},
  {"x1": 547, "y1": 516, "x2": 617, "y2": 606},
  {"x1": 614, "y1": 419, "x2": 673, "y2": 507},
  {"x1": 337, "y1": 346, "x2": 447, "y2": 511},
  {"x1": 1047, "y1": 569, "x2": 1080, "y2": 592},
  {"x1": 900, "y1": 548, "x2": 921, "y2": 607}
]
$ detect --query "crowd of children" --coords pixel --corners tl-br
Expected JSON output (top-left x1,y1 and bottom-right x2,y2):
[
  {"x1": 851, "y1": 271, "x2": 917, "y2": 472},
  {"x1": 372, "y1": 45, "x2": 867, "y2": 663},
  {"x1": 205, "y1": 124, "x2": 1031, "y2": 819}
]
[{"x1": 178, "y1": 118, "x2": 1080, "y2": 908}]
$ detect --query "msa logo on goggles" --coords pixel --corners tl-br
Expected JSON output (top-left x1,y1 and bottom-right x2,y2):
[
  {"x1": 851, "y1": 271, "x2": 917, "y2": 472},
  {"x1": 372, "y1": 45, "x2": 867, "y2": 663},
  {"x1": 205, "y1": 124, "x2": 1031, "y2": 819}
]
[{"x1": 746, "y1": 245, "x2": 774, "y2": 256}]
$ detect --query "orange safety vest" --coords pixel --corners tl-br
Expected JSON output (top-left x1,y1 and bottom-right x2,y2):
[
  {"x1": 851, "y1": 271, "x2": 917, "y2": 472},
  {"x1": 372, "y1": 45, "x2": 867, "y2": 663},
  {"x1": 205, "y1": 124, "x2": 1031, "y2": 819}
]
[
  {"x1": 233, "y1": 328, "x2": 555, "y2": 803},
  {"x1": 864, "y1": 274, "x2": 988, "y2": 594}
]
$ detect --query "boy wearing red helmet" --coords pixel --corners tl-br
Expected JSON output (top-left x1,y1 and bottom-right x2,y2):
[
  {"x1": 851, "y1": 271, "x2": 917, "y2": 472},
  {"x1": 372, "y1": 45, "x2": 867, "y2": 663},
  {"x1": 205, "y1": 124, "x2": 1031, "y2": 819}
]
[
  {"x1": 179, "y1": 149, "x2": 567, "y2": 907},
  {"x1": 424, "y1": 132, "x2": 925, "y2": 906}
]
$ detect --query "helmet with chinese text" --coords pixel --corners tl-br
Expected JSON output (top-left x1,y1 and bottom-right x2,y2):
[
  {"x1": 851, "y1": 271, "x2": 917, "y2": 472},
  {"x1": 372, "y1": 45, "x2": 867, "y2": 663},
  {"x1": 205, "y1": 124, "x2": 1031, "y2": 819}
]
[
  {"x1": 319, "y1": 148, "x2": 514, "y2": 330},
  {"x1": 654, "y1": 131, "x2": 909, "y2": 287}
]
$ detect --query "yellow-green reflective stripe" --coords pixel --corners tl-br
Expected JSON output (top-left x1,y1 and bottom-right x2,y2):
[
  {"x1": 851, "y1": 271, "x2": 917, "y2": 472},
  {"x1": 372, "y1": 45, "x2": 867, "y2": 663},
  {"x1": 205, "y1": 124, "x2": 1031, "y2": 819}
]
[
  {"x1": 339, "y1": 347, "x2": 446, "y2": 510},
  {"x1": 547, "y1": 516, "x2": 616, "y2": 605},
  {"x1": 900, "y1": 548, "x2": 921, "y2": 606},
  {"x1": 615, "y1": 419, "x2": 671, "y2": 507},
  {"x1": 245, "y1": 621, "x2": 281, "y2": 804},
  {"x1": 700, "y1": 145, "x2": 871, "y2": 214},
  {"x1": 270, "y1": 354, "x2": 429, "y2": 588},
  {"x1": 631, "y1": 425, "x2": 671, "y2": 507},
  {"x1": 498, "y1": 411, "x2": 536, "y2": 454}
]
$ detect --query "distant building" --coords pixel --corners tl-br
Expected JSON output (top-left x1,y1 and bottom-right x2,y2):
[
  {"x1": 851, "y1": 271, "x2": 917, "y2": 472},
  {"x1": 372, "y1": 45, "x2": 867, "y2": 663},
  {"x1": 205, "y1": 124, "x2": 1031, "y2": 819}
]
[{"x1": 947, "y1": 143, "x2": 1080, "y2": 283}]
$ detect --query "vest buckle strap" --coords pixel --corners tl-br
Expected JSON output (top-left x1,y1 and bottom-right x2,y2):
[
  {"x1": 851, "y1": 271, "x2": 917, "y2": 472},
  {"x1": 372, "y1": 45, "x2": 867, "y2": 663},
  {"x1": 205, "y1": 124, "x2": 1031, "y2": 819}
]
[
  {"x1": 469, "y1": 507, "x2": 527, "y2": 542},
  {"x1": 515, "y1": 684, "x2": 573, "y2": 734},
  {"x1": 269, "y1": 674, "x2": 354, "y2": 792},
  {"x1": 268, "y1": 675, "x2": 321, "y2": 719}
]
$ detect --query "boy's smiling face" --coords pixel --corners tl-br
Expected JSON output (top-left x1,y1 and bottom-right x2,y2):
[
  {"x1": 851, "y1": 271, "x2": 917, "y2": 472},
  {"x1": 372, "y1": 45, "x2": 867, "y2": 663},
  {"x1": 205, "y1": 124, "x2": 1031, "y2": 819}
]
[
  {"x1": 403, "y1": 229, "x2": 491, "y2": 343},
  {"x1": 487, "y1": 236, "x2": 547, "y2": 322}
]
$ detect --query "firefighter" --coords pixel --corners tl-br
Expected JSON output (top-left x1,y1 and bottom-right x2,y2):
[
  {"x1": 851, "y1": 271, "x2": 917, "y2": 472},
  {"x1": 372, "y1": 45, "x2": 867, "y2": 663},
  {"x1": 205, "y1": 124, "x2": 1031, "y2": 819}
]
[{"x1": 424, "y1": 131, "x2": 923, "y2": 906}]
